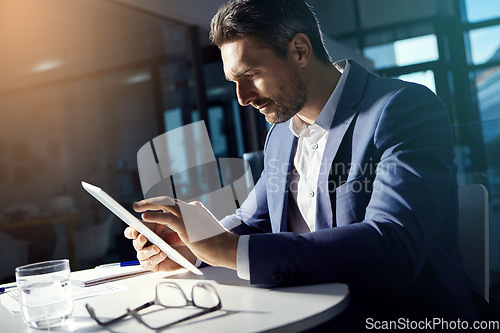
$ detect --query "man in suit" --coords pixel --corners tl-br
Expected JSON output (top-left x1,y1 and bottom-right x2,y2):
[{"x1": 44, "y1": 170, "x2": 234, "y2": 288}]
[{"x1": 126, "y1": 0, "x2": 485, "y2": 327}]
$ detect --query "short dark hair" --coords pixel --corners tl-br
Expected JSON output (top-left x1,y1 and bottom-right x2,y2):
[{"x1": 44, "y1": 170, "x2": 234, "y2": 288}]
[{"x1": 209, "y1": 0, "x2": 332, "y2": 65}]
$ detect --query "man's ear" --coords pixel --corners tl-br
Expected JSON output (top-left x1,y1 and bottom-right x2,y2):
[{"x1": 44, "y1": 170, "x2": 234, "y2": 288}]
[{"x1": 289, "y1": 33, "x2": 312, "y2": 67}]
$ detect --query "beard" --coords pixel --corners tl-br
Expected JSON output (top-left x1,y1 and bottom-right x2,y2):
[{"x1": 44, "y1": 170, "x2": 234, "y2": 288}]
[{"x1": 254, "y1": 78, "x2": 308, "y2": 125}]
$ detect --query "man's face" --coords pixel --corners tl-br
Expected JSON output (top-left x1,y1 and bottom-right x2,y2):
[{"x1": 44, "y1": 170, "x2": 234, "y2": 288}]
[{"x1": 221, "y1": 38, "x2": 307, "y2": 124}]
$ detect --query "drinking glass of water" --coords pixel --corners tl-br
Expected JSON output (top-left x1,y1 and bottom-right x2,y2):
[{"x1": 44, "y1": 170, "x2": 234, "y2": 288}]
[{"x1": 15, "y1": 259, "x2": 73, "y2": 329}]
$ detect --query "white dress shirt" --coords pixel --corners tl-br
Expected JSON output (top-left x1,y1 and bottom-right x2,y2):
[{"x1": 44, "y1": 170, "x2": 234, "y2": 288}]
[
  {"x1": 236, "y1": 60, "x2": 351, "y2": 280},
  {"x1": 287, "y1": 113, "x2": 329, "y2": 233}
]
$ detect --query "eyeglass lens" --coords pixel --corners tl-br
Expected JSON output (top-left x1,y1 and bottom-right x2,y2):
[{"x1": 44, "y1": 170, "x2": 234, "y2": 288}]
[
  {"x1": 156, "y1": 283, "x2": 189, "y2": 307},
  {"x1": 191, "y1": 284, "x2": 220, "y2": 309},
  {"x1": 156, "y1": 283, "x2": 220, "y2": 309}
]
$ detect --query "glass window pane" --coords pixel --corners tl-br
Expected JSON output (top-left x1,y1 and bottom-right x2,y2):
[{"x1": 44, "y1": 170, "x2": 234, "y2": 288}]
[
  {"x1": 397, "y1": 70, "x2": 436, "y2": 94},
  {"x1": 363, "y1": 44, "x2": 396, "y2": 69},
  {"x1": 468, "y1": 25, "x2": 500, "y2": 65},
  {"x1": 337, "y1": 37, "x2": 359, "y2": 52},
  {"x1": 363, "y1": 23, "x2": 434, "y2": 47},
  {"x1": 364, "y1": 35, "x2": 439, "y2": 69},
  {"x1": 208, "y1": 106, "x2": 228, "y2": 157},
  {"x1": 191, "y1": 110, "x2": 200, "y2": 122},
  {"x1": 232, "y1": 100, "x2": 245, "y2": 157},
  {"x1": 164, "y1": 108, "x2": 183, "y2": 131},
  {"x1": 475, "y1": 66, "x2": 500, "y2": 123},
  {"x1": 394, "y1": 35, "x2": 439, "y2": 66},
  {"x1": 464, "y1": 0, "x2": 500, "y2": 23},
  {"x1": 162, "y1": 108, "x2": 188, "y2": 187},
  {"x1": 453, "y1": 120, "x2": 500, "y2": 274}
]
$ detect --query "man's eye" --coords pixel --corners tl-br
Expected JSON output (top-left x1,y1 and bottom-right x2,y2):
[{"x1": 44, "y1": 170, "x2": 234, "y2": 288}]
[{"x1": 246, "y1": 73, "x2": 255, "y2": 78}]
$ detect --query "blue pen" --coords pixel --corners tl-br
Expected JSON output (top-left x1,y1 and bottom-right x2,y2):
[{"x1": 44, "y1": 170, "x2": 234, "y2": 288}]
[
  {"x1": 96, "y1": 260, "x2": 140, "y2": 268},
  {"x1": 0, "y1": 285, "x2": 17, "y2": 294}
]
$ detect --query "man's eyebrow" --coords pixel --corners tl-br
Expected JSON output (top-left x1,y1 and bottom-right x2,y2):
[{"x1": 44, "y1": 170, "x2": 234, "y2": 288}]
[{"x1": 225, "y1": 67, "x2": 252, "y2": 81}]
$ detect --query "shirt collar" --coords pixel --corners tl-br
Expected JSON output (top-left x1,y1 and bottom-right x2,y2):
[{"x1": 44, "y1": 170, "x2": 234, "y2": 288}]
[{"x1": 289, "y1": 59, "x2": 351, "y2": 138}]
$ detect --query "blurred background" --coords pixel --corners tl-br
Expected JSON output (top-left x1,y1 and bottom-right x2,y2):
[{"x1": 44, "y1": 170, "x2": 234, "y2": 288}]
[{"x1": 0, "y1": 0, "x2": 499, "y2": 310}]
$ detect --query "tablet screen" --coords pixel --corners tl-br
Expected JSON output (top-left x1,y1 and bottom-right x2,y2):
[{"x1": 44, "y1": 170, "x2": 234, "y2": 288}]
[{"x1": 82, "y1": 181, "x2": 202, "y2": 275}]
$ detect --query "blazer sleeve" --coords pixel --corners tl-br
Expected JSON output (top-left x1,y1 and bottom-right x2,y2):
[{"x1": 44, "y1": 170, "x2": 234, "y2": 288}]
[{"x1": 247, "y1": 83, "x2": 458, "y2": 288}]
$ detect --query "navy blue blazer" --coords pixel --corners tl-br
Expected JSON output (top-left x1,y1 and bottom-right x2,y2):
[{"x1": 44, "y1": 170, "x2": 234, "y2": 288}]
[{"x1": 221, "y1": 60, "x2": 481, "y2": 320}]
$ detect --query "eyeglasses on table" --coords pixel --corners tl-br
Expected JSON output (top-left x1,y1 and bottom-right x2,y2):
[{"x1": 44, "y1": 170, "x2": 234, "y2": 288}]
[{"x1": 86, "y1": 282, "x2": 222, "y2": 330}]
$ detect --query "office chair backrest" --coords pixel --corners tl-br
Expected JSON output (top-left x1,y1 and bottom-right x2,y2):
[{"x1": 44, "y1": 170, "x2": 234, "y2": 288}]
[
  {"x1": 243, "y1": 151, "x2": 264, "y2": 185},
  {"x1": 458, "y1": 184, "x2": 489, "y2": 302}
]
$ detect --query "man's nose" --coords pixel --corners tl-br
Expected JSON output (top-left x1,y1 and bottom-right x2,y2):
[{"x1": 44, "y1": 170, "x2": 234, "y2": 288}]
[{"x1": 236, "y1": 81, "x2": 256, "y2": 106}]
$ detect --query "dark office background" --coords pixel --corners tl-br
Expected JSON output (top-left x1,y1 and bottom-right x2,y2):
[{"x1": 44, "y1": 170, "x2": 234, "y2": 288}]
[{"x1": 0, "y1": 0, "x2": 499, "y2": 311}]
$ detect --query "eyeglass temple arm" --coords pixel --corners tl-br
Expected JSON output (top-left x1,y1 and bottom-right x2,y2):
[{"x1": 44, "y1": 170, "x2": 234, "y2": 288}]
[
  {"x1": 87, "y1": 301, "x2": 154, "y2": 326},
  {"x1": 169, "y1": 305, "x2": 221, "y2": 326},
  {"x1": 128, "y1": 304, "x2": 221, "y2": 330}
]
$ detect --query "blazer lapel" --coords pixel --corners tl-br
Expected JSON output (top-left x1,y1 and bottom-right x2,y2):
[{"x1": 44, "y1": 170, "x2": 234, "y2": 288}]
[
  {"x1": 266, "y1": 125, "x2": 297, "y2": 233},
  {"x1": 315, "y1": 60, "x2": 368, "y2": 230}
]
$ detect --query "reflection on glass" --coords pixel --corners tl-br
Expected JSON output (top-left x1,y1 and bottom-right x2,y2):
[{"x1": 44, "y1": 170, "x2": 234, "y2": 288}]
[
  {"x1": 163, "y1": 108, "x2": 187, "y2": 190},
  {"x1": 481, "y1": 120, "x2": 500, "y2": 176},
  {"x1": 475, "y1": 65, "x2": 500, "y2": 159},
  {"x1": 475, "y1": 66, "x2": 500, "y2": 122},
  {"x1": 453, "y1": 120, "x2": 500, "y2": 280},
  {"x1": 464, "y1": 0, "x2": 500, "y2": 23},
  {"x1": 469, "y1": 25, "x2": 500, "y2": 65},
  {"x1": 208, "y1": 106, "x2": 228, "y2": 157},
  {"x1": 364, "y1": 35, "x2": 438, "y2": 69},
  {"x1": 397, "y1": 70, "x2": 436, "y2": 93},
  {"x1": 232, "y1": 100, "x2": 245, "y2": 157}
]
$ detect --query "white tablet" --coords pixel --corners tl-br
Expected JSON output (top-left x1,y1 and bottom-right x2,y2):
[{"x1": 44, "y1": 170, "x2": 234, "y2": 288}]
[{"x1": 81, "y1": 181, "x2": 202, "y2": 276}]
